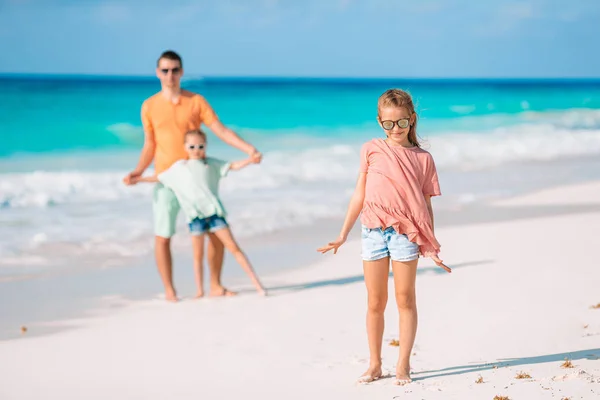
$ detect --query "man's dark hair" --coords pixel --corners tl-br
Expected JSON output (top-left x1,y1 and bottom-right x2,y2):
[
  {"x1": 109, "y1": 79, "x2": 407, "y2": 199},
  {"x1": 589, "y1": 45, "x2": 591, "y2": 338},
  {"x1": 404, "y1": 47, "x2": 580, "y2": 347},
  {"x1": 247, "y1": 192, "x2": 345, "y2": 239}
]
[{"x1": 157, "y1": 50, "x2": 183, "y2": 68}]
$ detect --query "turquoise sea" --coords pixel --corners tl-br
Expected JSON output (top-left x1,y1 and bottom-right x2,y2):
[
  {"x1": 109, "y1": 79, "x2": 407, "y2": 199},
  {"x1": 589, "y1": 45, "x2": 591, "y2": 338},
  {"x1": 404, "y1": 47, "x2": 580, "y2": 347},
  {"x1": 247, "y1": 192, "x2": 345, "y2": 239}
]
[{"x1": 2, "y1": 75, "x2": 600, "y2": 275}]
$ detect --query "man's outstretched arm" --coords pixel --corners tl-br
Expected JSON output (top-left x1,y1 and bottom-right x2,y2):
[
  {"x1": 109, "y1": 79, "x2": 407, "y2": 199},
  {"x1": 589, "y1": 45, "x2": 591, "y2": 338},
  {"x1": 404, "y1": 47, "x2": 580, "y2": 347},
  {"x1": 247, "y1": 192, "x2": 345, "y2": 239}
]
[
  {"x1": 208, "y1": 120, "x2": 261, "y2": 162},
  {"x1": 124, "y1": 128, "x2": 155, "y2": 185}
]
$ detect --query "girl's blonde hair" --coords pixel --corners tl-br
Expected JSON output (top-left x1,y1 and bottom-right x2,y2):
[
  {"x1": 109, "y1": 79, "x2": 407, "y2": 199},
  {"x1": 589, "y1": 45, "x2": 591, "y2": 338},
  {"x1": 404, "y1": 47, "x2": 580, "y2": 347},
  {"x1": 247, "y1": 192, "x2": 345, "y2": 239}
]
[
  {"x1": 377, "y1": 89, "x2": 421, "y2": 148},
  {"x1": 185, "y1": 129, "x2": 207, "y2": 141}
]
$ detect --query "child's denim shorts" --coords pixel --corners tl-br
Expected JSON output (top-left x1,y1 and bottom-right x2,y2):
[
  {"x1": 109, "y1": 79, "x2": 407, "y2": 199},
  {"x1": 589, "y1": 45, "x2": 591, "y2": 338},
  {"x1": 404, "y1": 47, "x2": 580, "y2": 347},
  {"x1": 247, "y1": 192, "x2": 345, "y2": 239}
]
[
  {"x1": 361, "y1": 226, "x2": 420, "y2": 262},
  {"x1": 188, "y1": 215, "x2": 228, "y2": 235}
]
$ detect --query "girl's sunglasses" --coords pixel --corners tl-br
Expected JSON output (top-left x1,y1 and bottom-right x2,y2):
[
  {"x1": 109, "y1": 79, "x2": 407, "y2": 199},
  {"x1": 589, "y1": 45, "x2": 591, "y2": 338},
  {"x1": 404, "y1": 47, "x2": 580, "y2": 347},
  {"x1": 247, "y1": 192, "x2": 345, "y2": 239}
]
[
  {"x1": 187, "y1": 144, "x2": 205, "y2": 150},
  {"x1": 381, "y1": 118, "x2": 410, "y2": 130},
  {"x1": 160, "y1": 67, "x2": 181, "y2": 75}
]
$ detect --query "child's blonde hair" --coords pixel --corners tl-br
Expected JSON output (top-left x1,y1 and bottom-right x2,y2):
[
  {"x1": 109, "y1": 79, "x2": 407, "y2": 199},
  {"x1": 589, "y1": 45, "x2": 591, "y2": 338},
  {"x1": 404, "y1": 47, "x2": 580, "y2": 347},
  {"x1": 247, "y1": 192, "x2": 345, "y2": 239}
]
[
  {"x1": 185, "y1": 129, "x2": 207, "y2": 141},
  {"x1": 377, "y1": 89, "x2": 421, "y2": 148}
]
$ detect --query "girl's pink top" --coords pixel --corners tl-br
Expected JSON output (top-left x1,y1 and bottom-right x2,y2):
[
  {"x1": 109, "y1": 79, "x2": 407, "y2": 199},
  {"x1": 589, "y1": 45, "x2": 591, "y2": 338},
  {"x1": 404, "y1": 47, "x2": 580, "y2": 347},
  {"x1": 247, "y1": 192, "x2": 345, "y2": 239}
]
[{"x1": 359, "y1": 138, "x2": 441, "y2": 257}]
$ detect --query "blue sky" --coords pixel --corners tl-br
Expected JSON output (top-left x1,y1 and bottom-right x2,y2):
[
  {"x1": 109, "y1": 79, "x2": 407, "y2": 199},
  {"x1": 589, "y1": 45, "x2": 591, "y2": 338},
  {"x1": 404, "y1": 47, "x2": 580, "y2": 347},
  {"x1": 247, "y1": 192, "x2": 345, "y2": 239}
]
[{"x1": 0, "y1": 0, "x2": 599, "y2": 78}]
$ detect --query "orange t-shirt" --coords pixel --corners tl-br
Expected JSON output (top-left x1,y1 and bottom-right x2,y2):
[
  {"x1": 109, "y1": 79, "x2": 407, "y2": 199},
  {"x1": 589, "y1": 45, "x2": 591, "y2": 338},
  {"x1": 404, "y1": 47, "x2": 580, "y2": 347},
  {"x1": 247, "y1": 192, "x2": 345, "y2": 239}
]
[
  {"x1": 141, "y1": 90, "x2": 218, "y2": 173},
  {"x1": 359, "y1": 138, "x2": 442, "y2": 257}
]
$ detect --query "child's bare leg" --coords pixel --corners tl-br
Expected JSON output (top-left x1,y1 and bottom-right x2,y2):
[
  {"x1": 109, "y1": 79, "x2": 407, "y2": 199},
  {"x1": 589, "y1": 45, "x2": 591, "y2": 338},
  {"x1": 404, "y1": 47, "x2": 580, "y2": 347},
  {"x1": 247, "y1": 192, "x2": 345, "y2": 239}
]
[
  {"x1": 359, "y1": 257, "x2": 390, "y2": 382},
  {"x1": 391, "y1": 258, "x2": 418, "y2": 385},
  {"x1": 206, "y1": 233, "x2": 236, "y2": 297},
  {"x1": 212, "y1": 227, "x2": 267, "y2": 295},
  {"x1": 191, "y1": 234, "x2": 205, "y2": 298}
]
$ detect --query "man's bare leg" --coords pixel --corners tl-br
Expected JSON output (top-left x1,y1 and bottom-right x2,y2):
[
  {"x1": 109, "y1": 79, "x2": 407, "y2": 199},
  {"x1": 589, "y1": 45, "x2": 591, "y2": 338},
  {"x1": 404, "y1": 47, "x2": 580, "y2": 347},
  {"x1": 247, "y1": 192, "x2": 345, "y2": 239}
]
[
  {"x1": 155, "y1": 236, "x2": 177, "y2": 302},
  {"x1": 206, "y1": 232, "x2": 236, "y2": 296},
  {"x1": 191, "y1": 235, "x2": 205, "y2": 298}
]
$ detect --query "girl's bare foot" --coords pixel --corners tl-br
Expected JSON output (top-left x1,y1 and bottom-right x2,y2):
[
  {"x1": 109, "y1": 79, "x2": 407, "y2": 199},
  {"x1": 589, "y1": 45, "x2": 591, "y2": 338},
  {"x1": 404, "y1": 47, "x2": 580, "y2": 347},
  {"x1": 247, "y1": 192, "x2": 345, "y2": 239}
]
[
  {"x1": 357, "y1": 364, "x2": 382, "y2": 384},
  {"x1": 194, "y1": 291, "x2": 204, "y2": 299},
  {"x1": 395, "y1": 364, "x2": 412, "y2": 386},
  {"x1": 258, "y1": 288, "x2": 268, "y2": 296},
  {"x1": 209, "y1": 286, "x2": 237, "y2": 297},
  {"x1": 165, "y1": 289, "x2": 178, "y2": 302}
]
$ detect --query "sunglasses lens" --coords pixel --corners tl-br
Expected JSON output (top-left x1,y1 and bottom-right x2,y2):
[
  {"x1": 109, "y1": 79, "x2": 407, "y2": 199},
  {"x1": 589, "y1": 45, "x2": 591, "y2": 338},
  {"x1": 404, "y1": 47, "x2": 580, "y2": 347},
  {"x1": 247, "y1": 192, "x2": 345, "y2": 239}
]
[
  {"x1": 382, "y1": 121, "x2": 394, "y2": 130},
  {"x1": 399, "y1": 120, "x2": 409, "y2": 128}
]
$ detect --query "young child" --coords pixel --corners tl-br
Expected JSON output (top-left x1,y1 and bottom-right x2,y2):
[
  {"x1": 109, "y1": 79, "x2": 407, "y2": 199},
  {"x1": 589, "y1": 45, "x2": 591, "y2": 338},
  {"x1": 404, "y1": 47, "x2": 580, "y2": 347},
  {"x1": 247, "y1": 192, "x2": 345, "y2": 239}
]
[
  {"x1": 318, "y1": 89, "x2": 451, "y2": 385},
  {"x1": 133, "y1": 129, "x2": 267, "y2": 297}
]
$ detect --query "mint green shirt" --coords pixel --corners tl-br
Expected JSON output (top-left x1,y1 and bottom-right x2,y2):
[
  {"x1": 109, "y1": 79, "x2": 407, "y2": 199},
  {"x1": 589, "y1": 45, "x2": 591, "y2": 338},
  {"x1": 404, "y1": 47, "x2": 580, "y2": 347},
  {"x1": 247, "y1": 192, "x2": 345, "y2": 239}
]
[{"x1": 157, "y1": 158, "x2": 231, "y2": 222}]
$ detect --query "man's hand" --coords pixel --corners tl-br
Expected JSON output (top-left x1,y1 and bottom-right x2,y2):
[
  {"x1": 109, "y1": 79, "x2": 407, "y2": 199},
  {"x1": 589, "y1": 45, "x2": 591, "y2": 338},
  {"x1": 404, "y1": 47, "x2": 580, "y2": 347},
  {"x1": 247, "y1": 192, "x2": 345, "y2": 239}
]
[
  {"x1": 123, "y1": 170, "x2": 143, "y2": 186},
  {"x1": 250, "y1": 150, "x2": 263, "y2": 164}
]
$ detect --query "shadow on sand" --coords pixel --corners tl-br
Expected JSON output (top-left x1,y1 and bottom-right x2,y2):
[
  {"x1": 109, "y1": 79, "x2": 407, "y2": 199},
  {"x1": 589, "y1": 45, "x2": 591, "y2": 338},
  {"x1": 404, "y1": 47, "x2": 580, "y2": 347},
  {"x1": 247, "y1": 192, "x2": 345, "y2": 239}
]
[
  {"x1": 413, "y1": 348, "x2": 600, "y2": 380},
  {"x1": 267, "y1": 259, "x2": 493, "y2": 294}
]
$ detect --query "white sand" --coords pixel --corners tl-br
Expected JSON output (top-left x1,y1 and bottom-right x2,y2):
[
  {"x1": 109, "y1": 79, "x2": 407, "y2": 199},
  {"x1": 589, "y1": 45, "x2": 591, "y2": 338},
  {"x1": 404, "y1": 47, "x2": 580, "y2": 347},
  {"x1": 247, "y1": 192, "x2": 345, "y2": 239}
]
[{"x1": 1, "y1": 182, "x2": 600, "y2": 400}]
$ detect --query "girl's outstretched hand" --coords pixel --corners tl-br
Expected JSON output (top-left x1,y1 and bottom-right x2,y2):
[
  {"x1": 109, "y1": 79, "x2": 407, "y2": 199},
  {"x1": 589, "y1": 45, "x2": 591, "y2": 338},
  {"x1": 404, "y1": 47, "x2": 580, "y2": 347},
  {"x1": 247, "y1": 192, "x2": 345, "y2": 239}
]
[
  {"x1": 431, "y1": 254, "x2": 452, "y2": 273},
  {"x1": 317, "y1": 236, "x2": 346, "y2": 255}
]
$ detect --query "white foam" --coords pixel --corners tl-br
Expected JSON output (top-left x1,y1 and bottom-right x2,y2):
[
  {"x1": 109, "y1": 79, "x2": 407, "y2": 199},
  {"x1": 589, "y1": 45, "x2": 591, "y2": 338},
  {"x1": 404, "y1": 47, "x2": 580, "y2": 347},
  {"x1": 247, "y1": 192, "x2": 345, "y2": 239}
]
[
  {"x1": 0, "y1": 170, "x2": 150, "y2": 208},
  {"x1": 4, "y1": 119, "x2": 600, "y2": 210},
  {"x1": 430, "y1": 123, "x2": 600, "y2": 170},
  {"x1": 523, "y1": 108, "x2": 600, "y2": 130}
]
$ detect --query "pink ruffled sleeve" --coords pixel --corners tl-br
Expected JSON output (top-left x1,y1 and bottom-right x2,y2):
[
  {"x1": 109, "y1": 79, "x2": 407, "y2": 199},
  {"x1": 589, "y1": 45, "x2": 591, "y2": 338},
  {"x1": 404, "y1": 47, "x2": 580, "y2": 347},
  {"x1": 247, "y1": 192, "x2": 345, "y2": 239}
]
[{"x1": 422, "y1": 155, "x2": 441, "y2": 197}]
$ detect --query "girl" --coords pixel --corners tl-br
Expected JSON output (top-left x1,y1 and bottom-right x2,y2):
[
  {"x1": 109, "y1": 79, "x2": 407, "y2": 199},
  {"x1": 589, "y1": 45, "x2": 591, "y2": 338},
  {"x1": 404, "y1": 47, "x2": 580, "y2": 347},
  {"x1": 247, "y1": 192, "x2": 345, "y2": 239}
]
[
  {"x1": 318, "y1": 89, "x2": 451, "y2": 385},
  {"x1": 134, "y1": 129, "x2": 267, "y2": 298}
]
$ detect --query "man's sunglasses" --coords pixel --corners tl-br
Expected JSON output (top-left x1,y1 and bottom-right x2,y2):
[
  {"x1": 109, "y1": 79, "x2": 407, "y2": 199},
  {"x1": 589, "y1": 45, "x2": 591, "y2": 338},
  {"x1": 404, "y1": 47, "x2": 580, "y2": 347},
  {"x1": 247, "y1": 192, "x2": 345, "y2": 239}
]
[
  {"x1": 187, "y1": 144, "x2": 205, "y2": 150},
  {"x1": 381, "y1": 118, "x2": 410, "y2": 130},
  {"x1": 160, "y1": 67, "x2": 181, "y2": 75}
]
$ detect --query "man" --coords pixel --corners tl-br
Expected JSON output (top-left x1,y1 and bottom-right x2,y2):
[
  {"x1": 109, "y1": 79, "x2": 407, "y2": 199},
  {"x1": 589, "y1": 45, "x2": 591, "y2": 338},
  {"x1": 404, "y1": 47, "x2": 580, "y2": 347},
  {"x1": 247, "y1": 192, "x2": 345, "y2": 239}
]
[{"x1": 123, "y1": 50, "x2": 261, "y2": 302}]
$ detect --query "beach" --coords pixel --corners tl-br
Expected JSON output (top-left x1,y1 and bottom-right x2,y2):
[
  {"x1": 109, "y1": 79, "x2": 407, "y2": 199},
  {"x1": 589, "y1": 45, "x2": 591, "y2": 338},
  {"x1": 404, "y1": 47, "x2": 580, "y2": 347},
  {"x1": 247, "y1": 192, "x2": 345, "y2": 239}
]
[
  {"x1": 2, "y1": 0, "x2": 600, "y2": 395},
  {"x1": 1, "y1": 181, "x2": 599, "y2": 399},
  {"x1": 2, "y1": 76, "x2": 600, "y2": 399}
]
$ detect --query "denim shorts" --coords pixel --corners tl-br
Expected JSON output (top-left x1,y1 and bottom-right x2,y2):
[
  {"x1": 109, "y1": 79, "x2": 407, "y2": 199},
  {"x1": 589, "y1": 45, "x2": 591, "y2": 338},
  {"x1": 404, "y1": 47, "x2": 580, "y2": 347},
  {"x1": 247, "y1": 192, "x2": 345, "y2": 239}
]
[
  {"x1": 361, "y1": 226, "x2": 420, "y2": 262},
  {"x1": 188, "y1": 215, "x2": 228, "y2": 236}
]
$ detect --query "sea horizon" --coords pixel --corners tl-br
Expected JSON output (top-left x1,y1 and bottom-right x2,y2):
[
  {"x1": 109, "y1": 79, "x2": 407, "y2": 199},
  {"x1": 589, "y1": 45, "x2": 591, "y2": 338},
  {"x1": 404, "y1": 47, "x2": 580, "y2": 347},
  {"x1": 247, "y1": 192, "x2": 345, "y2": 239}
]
[{"x1": 2, "y1": 72, "x2": 600, "y2": 84}]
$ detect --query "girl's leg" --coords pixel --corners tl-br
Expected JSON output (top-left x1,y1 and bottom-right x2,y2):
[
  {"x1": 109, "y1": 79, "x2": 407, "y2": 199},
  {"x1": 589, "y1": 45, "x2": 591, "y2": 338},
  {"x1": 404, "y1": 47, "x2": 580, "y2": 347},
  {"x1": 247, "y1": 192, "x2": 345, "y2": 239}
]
[
  {"x1": 206, "y1": 232, "x2": 234, "y2": 296},
  {"x1": 391, "y1": 258, "x2": 419, "y2": 385},
  {"x1": 191, "y1": 234, "x2": 206, "y2": 298},
  {"x1": 212, "y1": 227, "x2": 266, "y2": 295},
  {"x1": 360, "y1": 257, "x2": 390, "y2": 382}
]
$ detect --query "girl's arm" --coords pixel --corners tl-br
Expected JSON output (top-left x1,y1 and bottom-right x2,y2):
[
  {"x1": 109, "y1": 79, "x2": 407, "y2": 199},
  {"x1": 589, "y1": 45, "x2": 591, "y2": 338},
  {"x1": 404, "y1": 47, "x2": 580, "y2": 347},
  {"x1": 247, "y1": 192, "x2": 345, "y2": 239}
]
[
  {"x1": 318, "y1": 172, "x2": 367, "y2": 254},
  {"x1": 131, "y1": 175, "x2": 159, "y2": 184},
  {"x1": 425, "y1": 195, "x2": 451, "y2": 273},
  {"x1": 338, "y1": 173, "x2": 367, "y2": 240},
  {"x1": 229, "y1": 157, "x2": 256, "y2": 171}
]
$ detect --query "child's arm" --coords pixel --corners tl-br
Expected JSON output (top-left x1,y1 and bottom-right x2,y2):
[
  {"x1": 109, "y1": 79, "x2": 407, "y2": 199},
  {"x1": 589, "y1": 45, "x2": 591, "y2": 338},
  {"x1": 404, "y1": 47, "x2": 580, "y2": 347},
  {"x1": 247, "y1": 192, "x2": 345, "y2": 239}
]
[
  {"x1": 229, "y1": 157, "x2": 256, "y2": 171},
  {"x1": 338, "y1": 173, "x2": 367, "y2": 240},
  {"x1": 317, "y1": 172, "x2": 367, "y2": 254},
  {"x1": 131, "y1": 175, "x2": 159, "y2": 184}
]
